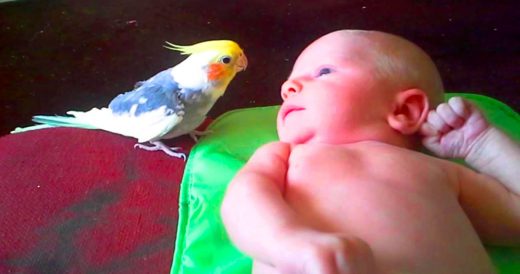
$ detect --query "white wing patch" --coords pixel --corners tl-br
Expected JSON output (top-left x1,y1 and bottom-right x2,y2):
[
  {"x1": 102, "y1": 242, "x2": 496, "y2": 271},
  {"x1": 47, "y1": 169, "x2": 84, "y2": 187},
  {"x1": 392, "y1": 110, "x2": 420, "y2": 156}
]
[{"x1": 67, "y1": 107, "x2": 183, "y2": 143}]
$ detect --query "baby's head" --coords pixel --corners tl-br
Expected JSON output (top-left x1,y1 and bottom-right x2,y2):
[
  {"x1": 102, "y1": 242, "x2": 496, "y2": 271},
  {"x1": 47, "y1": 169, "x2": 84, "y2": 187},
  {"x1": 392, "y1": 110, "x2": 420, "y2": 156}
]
[{"x1": 277, "y1": 29, "x2": 444, "y2": 148}]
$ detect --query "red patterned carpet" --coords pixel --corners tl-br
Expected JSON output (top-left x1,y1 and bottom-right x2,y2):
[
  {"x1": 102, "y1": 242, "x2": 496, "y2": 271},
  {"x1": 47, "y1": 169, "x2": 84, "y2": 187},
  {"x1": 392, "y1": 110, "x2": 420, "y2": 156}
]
[{"x1": 0, "y1": 129, "x2": 192, "y2": 273}]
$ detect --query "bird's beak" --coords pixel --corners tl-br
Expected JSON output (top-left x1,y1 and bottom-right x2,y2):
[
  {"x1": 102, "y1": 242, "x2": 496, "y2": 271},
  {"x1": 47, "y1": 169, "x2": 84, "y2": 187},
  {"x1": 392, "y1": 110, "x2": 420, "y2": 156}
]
[{"x1": 236, "y1": 53, "x2": 248, "y2": 72}]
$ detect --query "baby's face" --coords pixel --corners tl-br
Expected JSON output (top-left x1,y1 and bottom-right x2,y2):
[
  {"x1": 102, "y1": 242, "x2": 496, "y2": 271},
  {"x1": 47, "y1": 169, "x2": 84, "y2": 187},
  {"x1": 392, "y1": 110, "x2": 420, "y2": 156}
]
[{"x1": 277, "y1": 33, "x2": 395, "y2": 144}]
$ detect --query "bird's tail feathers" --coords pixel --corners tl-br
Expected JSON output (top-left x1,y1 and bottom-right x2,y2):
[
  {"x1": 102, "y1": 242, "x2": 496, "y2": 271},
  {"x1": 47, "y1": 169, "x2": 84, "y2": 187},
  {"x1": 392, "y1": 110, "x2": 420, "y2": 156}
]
[
  {"x1": 11, "y1": 124, "x2": 58, "y2": 133},
  {"x1": 10, "y1": 110, "x2": 100, "y2": 134},
  {"x1": 33, "y1": 114, "x2": 97, "y2": 129}
]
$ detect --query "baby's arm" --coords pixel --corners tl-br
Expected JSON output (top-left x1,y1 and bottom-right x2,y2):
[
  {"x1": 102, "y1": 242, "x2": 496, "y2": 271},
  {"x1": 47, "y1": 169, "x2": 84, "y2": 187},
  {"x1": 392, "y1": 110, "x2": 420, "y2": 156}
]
[
  {"x1": 221, "y1": 142, "x2": 377, "y2": 273},
  {"x1": 421, "y1": 96, "x2": 520, "y2": 194},
  {"x1": 421, "y1": 97, "x2": 520, "y2": 244}
]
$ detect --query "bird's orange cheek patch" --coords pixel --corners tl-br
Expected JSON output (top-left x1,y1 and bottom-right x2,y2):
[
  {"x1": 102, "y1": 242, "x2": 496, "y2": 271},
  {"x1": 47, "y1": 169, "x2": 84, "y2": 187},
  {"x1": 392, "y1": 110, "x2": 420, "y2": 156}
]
[{"x1": 207, "y1": 63, "x2": 225, "y2": 81}]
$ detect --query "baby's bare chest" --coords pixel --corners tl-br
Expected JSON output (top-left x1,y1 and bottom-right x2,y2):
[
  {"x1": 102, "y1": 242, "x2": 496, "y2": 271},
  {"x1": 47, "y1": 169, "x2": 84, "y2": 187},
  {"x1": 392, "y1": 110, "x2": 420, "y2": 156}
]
[
  {"x1": 284, "y1": 143, "x2": 490, "y2": 273},
  {"x1": 286, "y1": 144, "x2": 449, "y2": 192},
  {"x1": 285, "y1": 144, "x2": 461, "y2": 232}
]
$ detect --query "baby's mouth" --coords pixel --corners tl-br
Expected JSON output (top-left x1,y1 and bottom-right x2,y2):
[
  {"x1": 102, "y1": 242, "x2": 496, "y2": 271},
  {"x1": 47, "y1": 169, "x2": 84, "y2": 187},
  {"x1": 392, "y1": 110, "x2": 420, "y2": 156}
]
[{"x1": 282, "y1": 106, "x2": 305, "y2": 121}]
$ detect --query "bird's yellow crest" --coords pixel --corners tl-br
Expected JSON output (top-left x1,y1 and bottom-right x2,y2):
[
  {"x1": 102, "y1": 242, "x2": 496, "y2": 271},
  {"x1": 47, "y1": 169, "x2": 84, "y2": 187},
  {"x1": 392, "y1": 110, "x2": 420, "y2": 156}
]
[{"x1": 164, "y1": 40, "x2": 242, "y2": 55}]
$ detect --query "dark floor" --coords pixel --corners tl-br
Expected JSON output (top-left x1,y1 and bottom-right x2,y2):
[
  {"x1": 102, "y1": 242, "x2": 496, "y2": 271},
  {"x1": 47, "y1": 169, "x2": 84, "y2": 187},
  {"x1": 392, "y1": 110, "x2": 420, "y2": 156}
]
[{"x1": 1, "y1": 1, "x2": 519, "y2": 136}]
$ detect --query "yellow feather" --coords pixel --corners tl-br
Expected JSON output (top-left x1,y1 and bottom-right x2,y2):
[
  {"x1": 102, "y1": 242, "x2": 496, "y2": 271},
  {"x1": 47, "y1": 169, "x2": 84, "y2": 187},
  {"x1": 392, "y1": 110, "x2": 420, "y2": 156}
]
[{"x1": 164, "y1": 40, "x2": 241, "y2": 55}]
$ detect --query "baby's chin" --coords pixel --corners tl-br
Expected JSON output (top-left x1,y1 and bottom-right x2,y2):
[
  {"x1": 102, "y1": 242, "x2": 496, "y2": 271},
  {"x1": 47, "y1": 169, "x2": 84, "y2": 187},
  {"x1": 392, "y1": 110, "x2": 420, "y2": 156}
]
[{"x1": 277, "y1": 126, "x2": 314, "y2": 144}]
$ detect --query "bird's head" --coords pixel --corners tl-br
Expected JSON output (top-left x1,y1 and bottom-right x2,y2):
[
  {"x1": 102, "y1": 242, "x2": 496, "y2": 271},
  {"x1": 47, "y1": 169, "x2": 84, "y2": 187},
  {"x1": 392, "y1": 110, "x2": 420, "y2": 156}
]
[{"x1": 165, "y1": 40, "x2": 247, "y2": 91}]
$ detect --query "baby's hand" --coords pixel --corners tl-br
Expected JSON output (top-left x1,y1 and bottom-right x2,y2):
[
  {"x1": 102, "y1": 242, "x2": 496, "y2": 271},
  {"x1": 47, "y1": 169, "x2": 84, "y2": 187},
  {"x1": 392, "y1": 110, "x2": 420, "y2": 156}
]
[
  {"x1": 276, "y1": 229, "x2": 376, "y2": 274},
  {"x1": 420, "y1": 96, "x2": 490, "y2": 159}
]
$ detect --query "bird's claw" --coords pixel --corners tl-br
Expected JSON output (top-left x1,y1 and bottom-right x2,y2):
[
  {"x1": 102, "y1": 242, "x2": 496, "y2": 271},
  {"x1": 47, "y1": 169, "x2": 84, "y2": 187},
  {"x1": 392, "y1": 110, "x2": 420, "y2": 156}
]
[
  {"x1": 134, "y1": 141, "x2": 186, "y2": 160},
  {"x1": 189, "y1": 130, "x2": 213, "y2": 142}
]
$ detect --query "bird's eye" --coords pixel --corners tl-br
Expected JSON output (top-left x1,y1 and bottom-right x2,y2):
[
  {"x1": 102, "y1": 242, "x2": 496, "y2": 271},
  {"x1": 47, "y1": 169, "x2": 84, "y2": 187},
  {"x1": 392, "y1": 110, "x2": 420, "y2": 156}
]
[
  {"x1": 220, "y1": 56, "x2": 232, "y2": 64},
  {"x1": 316, "y1": 67, "x2": 333, "y2": 77}
]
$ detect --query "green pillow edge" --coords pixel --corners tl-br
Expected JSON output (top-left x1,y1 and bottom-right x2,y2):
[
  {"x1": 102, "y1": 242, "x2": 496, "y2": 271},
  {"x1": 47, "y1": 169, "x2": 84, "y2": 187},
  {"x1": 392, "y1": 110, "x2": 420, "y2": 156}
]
[{"x1": 171, "y1": 105, "x2": 279, "y2": 274}]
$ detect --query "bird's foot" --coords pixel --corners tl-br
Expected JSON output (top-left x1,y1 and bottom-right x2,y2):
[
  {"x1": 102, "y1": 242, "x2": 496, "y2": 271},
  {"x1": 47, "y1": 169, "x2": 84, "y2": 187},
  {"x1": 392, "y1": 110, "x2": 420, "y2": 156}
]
[
  {"x1": 134, "y1": 141, "x2": 186, "y2": 160},
  {"x1": 189, "y1": 129, "x2": 213, "y2": 142}
]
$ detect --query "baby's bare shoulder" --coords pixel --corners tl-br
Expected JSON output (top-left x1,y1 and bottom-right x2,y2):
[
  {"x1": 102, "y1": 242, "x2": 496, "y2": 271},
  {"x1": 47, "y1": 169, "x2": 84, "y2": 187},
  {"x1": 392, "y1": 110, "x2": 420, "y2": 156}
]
[
  {"x1": 258, "y1": 141, "x2": 292, "y2": 152},
  {"x1": 246, "y1": 141, "x2": 292, "y2": 170},
  {"x1": 353, "y1": 141, "x2": 442, "y2": 160},
  {"x1": 253, "y1": 141, "x2": 292, "y2": 160},
  {"x1": 293, "y1": 141, "x2": 456, "y2": 171},
  {"x1": 353, "y1": 142, "x2": 461, "y2": 186}
]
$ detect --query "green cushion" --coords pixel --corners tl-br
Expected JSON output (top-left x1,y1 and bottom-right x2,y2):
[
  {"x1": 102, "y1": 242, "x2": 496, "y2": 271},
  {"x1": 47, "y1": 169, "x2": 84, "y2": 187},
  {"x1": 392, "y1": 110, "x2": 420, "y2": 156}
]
[{"x1": 171, "y1": 93, "x2": 520, "y2": 274}]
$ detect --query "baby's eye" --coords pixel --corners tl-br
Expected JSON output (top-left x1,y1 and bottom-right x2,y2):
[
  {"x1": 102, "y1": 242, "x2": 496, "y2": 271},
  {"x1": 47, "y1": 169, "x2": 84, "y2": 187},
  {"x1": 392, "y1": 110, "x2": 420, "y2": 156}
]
[{"x1": 316, "y1": 67, "x2": 333, "y2": 77}]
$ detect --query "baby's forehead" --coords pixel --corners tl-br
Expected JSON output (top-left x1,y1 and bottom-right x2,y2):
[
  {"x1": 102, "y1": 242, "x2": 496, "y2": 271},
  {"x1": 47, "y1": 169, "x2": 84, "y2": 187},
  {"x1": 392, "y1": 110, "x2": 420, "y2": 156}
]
[{"x1": 293, "y1": 39, "x2": 376, "y2": 69}]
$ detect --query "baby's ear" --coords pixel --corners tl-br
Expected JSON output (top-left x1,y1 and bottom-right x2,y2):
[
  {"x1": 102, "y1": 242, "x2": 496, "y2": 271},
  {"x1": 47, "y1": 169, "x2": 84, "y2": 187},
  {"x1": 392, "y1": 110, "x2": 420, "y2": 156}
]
[{"x1": 387, "y1": 89, "x2": 429, "y2": 135}]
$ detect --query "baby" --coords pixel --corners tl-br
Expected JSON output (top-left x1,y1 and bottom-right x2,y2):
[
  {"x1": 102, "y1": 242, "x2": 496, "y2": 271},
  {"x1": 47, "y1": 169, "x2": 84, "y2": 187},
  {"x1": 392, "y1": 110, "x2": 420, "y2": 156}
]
[{"x1": 221, "y1": 30, "x2": 520, "y2": 274}]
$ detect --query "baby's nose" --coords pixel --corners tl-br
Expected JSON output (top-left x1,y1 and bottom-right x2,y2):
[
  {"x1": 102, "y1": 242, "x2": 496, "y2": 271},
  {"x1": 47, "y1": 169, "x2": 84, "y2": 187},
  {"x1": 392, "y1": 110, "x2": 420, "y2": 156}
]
[{"x1": 281, "y1": 79, "x2": 302, "y2": 100}]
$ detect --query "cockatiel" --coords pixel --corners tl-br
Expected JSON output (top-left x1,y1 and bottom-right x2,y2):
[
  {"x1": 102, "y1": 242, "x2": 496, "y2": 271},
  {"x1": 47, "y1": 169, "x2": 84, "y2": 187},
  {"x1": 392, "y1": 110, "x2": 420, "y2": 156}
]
[{"x1": 11, "y1": 40, "x2": 248, "y2": 160}]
